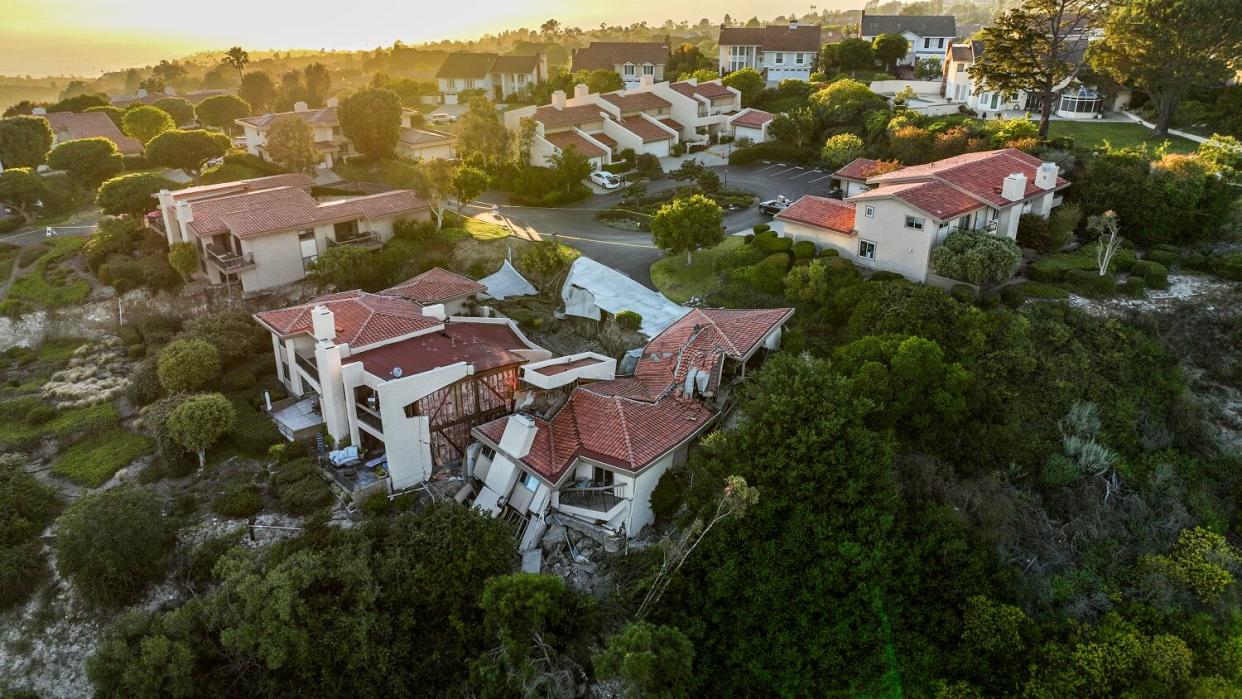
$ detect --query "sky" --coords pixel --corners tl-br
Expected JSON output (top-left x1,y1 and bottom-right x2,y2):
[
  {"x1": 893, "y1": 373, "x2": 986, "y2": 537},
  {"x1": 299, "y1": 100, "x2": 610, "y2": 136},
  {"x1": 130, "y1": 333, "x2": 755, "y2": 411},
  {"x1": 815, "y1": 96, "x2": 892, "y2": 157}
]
[{"x1": 0, "y1": 0, "x2": 863, "y2": 77}]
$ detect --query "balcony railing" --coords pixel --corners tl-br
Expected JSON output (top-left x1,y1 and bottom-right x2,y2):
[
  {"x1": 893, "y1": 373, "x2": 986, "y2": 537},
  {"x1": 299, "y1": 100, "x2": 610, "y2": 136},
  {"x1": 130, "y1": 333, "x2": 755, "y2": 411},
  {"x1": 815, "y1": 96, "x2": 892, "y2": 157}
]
[
  {"x1": 327, "y1": 231, "x2": 380, "y2": 248},
  {"x1": 356, "y1": 406, "x2": 383, "y2": 435},
  {"x1": 294, "y1": 352, "x2": 319, "y2": 384},
  {"x1": 205, "y1": 244, "x2": 254, "y2": 271},
  {"x1": 558, "y1": 484, "x2": 624, "y2": 513}
]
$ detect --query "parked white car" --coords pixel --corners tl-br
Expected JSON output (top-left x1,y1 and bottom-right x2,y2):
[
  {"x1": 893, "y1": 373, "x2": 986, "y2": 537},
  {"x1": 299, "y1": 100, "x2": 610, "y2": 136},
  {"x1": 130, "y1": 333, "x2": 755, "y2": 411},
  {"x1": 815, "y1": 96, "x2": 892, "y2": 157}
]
[
  {"x1": 590, "y1": 171, "x2": 623, "y2": 190},
  {"x1": 428, "y1": 112, "x2": 456, "y2": 124}
]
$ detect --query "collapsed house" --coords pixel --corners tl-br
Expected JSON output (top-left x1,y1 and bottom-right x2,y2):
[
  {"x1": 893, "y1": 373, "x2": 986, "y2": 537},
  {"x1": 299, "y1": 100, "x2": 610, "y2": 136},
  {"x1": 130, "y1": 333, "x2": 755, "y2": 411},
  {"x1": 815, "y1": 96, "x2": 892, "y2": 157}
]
[{"x1": 465, "y1": 307, "x2": 793, "y2": 550}]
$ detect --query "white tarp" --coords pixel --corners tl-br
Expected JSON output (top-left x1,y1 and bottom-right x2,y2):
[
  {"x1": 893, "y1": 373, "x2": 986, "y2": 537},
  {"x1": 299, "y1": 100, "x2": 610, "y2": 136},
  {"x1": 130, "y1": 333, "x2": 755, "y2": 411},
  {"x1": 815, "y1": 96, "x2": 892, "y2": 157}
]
[
  {"x1": 561, "y1": 257, "x2": 689, "y2": 338},
  {"x1": 480, "y1": 259, "x2": 537, "y2": 300}
]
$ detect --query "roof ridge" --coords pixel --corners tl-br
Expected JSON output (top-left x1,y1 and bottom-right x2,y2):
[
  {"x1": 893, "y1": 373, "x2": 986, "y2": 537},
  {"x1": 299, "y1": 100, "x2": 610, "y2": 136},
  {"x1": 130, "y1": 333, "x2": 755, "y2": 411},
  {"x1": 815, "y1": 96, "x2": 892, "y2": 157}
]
[{"x1": 611, "y1": 395, "x2": 638, "y2": 467}]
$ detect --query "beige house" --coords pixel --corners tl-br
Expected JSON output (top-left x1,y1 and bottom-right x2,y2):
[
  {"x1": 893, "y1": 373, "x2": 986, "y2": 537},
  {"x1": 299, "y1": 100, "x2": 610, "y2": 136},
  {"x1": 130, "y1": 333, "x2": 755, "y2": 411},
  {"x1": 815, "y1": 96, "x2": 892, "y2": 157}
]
[
  {"x1": 777, "y1": 149, "x2": 1069, "y2": 282},
  {"x1": 396, "y1": 126, "x2": 456, "y2": 161},
  {"x1": 36, "y1": 109, "x2": 143, "y2": 156},
  {"x1": 153, "y1": 173, "x2": 429, "y2": 294},
  {"x1": 435, "y1": 52, "x2": 547, "y2": 104},
  {"x1": 571, "y1": 42, "x2": 668, "y2": 87},
  {"x1": 718, "y1": 22, "x2": 822, "y2": 85},
  {"x1": 236, "y1": 100, "x2": 424, "y2": 171}
]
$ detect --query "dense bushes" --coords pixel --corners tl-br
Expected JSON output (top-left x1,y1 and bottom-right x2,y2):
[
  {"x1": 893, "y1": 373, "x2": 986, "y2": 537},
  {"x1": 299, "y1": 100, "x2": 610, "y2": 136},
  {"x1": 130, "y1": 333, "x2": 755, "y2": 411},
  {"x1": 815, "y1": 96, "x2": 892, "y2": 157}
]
[
  {"x1": 1130, "y1": 260, "x2": 1170, "y2": 289},
  {"x1": 55, "y1": 487, "x2": 174, "y2": 607},
  {"x1": 272, "y1": 458, "x2": 333, "y2": 515},
  {"x1": 157, "y1": 338, "x2": 221, "y2": 393},
  {"x1": 1017, "y1": 204, "x2": 1081, "y2": 253},
  {"x1": 212, "y1": 482, "x2": 263, "y2": 519},
  {"x1": 1063, "y1": 269, "x2": 1117, "y2": 296},
  {"x1": 930, "y1": 229, "x2": 1022, "y2": 285},
  {"x1": 728, "y1": 142, "x2": 818, "y2": 166},
  {"x1": 614, "y1": 310, "x2": 642, "y2": 332},
  {"x1": 0, "y1": 454, "x2": 61, "y2": 609},
  {"x1": 793, "y1": 240, "x2": 817, "y2": 259}
]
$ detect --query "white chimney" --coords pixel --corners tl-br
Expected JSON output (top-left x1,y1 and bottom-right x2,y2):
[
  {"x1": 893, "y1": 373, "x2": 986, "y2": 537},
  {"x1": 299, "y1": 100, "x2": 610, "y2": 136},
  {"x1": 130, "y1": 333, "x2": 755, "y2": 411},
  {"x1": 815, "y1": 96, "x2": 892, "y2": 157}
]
[
  {"x1": 136, "y1": 88, "x2": 149, "y2": 98},
  {"x1": 551, "y1": 90, "x2": 567, "y2": 110},
  {"x1": 574, "y1": 83, "x2": 589, "y2": 100},
  {"x1": 685, "y1": 77, "x2": 699, "y2": 86},
  {"x1": 31, "y1": 107, "x2": 46, "y2": 116},
  {"x1": 164, "y1": 86, "x2": 176, "y2": 96},
  {"x1": 293, "y1": 101, "x2": 309, "y2": 112},
  {"x1": 311, "y1": 305, "x2": 336, "y2": 343},
  {"x1": 790, "y1": 19, "x2": 799, "y2": 29},
  {"x1": 325, "y1": 97, "x2": 339, "y2": 108},
  {"x1": 639, "y1": 74, "x2": 655, "y2": 89},
  {"x1": 421, "y1": 303, "x2": 446, "y2": 321},
  {"x1": 1035, "y1": 162, "x2": 1058, "y2": 190},
  {"x1": 1001, "y1": 172, "x2": 1027, "y2": 202},
  {"x1": 174, "y1": 199, "x2": 194, "y2": 223},
  {"x1": 498, "y1": 414, "x2": 538, "y2": 459}
]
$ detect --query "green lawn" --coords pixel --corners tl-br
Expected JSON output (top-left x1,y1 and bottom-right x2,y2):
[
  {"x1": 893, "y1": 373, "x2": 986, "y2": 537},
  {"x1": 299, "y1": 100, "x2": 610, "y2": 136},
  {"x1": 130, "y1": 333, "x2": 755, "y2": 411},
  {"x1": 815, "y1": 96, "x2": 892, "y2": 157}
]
[
  {"x1": 460, "y1": 215, "x2": 511, "y2": 241},
  {"x1": 650, "y1": 237, "x2": 744, "y2": 304},
  {"x1": 0, "y1": 400, "x2": 117, "y2": 449},
  {"x1": 1046, "y1": 120, "x2": 1198, "y2": 154},
  {"x1": 6, "y1": 237, "x2": 90, "y2": 308},
  {"x1": 51, "y1": 428, "x2": 154, "y2": 487}
]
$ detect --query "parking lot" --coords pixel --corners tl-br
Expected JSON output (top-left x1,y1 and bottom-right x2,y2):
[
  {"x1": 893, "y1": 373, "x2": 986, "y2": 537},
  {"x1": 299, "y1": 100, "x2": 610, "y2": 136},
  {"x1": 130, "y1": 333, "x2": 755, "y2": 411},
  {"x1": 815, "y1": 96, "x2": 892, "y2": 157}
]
[{"x1": 709, "y1": 161, "x2": 837, "y2": 233}]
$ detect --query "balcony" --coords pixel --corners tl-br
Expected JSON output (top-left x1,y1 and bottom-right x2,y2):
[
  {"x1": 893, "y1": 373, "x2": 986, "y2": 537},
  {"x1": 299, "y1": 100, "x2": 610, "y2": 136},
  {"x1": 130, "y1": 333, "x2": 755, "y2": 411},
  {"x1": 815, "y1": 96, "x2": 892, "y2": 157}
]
[
  {"x1": 294, "y1": 352, "x2": 319, "y2": 385},
  {"x1": 327, "y1": 231, "x2": 381, "y2": 249},
  {"x1": 205, "y1": 244, "x2": 254, "y2": 271},
  {"x1": 356, "y1": 405, "x2": 383, "y2": 436},
  {"x1": 557, "y1": 484, "x2": 626, "y2": 523}
]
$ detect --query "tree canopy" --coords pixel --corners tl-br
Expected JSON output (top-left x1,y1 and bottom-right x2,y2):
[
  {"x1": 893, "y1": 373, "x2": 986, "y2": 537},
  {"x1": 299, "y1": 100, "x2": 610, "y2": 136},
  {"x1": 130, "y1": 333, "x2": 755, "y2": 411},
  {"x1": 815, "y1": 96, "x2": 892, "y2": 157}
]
[
  {"x1": 194, "y1": 94, "x2": 251, "y2": 131},
  {"x1": 96, "y1": 172, "x2": 178, "y2": 217},
  {"x1": 122, "y1": 105, "x2": 176, "y2": 144},
  {"x1": 650, "y1": 194, "x2": 724, "y2": 265},
  {"x1": 145, "y1": 129, "x2": 230, "y2": 177},
  {"x1": 0, "y1": 168, "x2": 47, "y2": 223},
  {"x1": 157, "y1": 338, "x2": 222, "y2": 393},
  {"x1": 0, "y1": 114, "x2": 54, "y2": 168},
  {"x1": 338, "y1": 87, "x2": 403, "y2": 160},
  {"x1": 165, "y1": 393, "x2": 235, "y2": 466},
  {"x1": 46, "y1": 137, "x2": 124, "y2": 189},
  {"x1": 264, "y1": 115, "x2": 319, "y2": 173},
  {"x1": 722, "y1": 68, "x2": 764, "y2": 106},
  {"x1": 239, "y1": 72, "x2": 276, "y2": 113}
]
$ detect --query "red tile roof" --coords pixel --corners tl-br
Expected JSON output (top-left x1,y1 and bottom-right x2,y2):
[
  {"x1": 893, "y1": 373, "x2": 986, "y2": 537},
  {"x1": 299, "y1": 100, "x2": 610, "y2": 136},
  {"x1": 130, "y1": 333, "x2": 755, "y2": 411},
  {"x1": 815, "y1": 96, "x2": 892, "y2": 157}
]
[
  {"x1": 718, "y1": 24, "x2": 823, "y2": 52},
  {"x1": 381, "y1": 267, "x2": 485, "y2": 305},
  {"x1": 252, "y1": 291, "x2": 441, "y2": 347},
  {"x1": 592, "y1": 132, "x2": 619, "y2": 149},
  {"x1": 834, "y1": 157, "x2": 883, "y2": 182},
  {"x1": 670, "y1": 81, "x2": 736, "y2": 101},
  {"x1": 572, "y1": 42, "x2": 669, "y2": 72},
  {"x1": 531, "y1": 356, "x2": 609, "y2": 376},
  {"x1": 618, "y1": 116, "x2": 674, "y2": 143},
  {"x1": 776, "y1": 195, "x2": 857, "y2": 234},
  {"x1": 850, "y1": 180, "x2": 981, "y2": 220},
  {"x1": 659, "y1": 117, "x2": 683, "y2": 131},
  {"x1": 867, "y1": 148, "x2": 1069, "y2": 208},
  {"x1": 347, "y1": 321, "x2": 529, "y2": 378},
  {"x1": 164, "y1": 173, "x2": 314, "y2": 200},
  {"x1": 42, "y1": 111, "x2": 143, "y2": 155},
  {"x1": 601, "y1": 91, "x2": 671, "y2": 113},
  {"x1": 732, "y1": 109, "x2": 774, "y2": 128},
  {"x1": 534, "y1": 104, "x2": 605, "y2": 128},
  {"x1": 543, "y1": 130, "x2": 607, "y2": 158},
  {"x1": 237, "y1": 106, "x2": 340, "y2": 129},
  {"x1": 633, "y1": 308, "x2": 794, "y2": 395},
  {"x1": 189, "y1": 188, "x2": 427, "y2": 239}
]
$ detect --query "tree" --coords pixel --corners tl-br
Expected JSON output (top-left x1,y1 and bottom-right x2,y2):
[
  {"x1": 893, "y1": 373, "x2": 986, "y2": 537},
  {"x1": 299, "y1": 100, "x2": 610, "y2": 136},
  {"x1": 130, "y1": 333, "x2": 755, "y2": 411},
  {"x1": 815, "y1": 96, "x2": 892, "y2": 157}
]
[
  {"x1": 540, "y1": 18, "x2": 562, "y2": 39},
  {"x1": 153, "y1": 97, "x2": 194, "y2": 126},
  {"x1": 145, "y1": 129, "x2": 230, "y2": 177},
  {"x1": 1089, "y1": 0, "x2": 1242, "y2": 136},
  {"x1": 0, "y1": 168, "x2": 47, "y2": 223},
  {"x1": 338, "y1": 87, "x2": 402, "y2": 160},
  {"x1": 836, "y1": 37, "x2": 875, "y2": 73},
  {"x1": 123, "y1": 105, "x2": 176, "y2": 145},
  {"x1": 157, "y1": 338, "x2": 222, "y2": 393},
  {"x1": 239, "y1": 72, "x2": 276, "y2": 113},
  {"x1": 650, "y1": 194, "x2": 724, "y2": 265},
  {"x1": 872, "y1": 33, "x2": 910, "y2": 71},
  {"x1": 820, "y1": 133, "x2": 865, "y2": 170},
  {"x1": 46, "y1": 137, "x2": 124, "y2": 189},
  {"x1": 310, "y1": 244, "x2": 388, "y2": 291},
  {"x1": 303, "y1": 62, "x2": 332, "y2": 107},
  {"x1": 929, "y1": 228, "x2": 1022, "y2": 284},
  {"x1": 451, "y1": 165, "x2": 488, "y2": 214},
  {"x1": 810, "y1": 78, "x2": 887, "y2": 126},
  {"x1": 768, "y1": 107, "x2": 819, "y2": 148},
  {"x1": 915, "y1": 57, "x2": 944, "y2": 80},
  {"x1": 152, "y1": 60, "x2": 188, "y2": 88},
  {"x1": 584, "y1": 69, "x2": 624, "y2": 94},
  {"x1": 49, "y1": 93, "x2": 109, "y2": 113},
  {"x1": 55, "y1": 488, "x2": 174, "y2": 607},
  {"x1": 970, "y1": 0, "x2": 1108, "y2": 138},
  {"x1": 0, "y1": 114, "x2": 54, "y2": 167},
  {"x1": 257, "y1": 116, "x2": 315, "y2": 174},
  {"x1": 594, "y1": 622, "x2": 695, "y2": 699},
  {"x1": 96, "y1": 172, "x2": 178, "y2": 217},
  {"x1": 722, "y1": 68, "x2": 765, "y2": 106},
  {"x1": 195, "y1": 94, "x2": 251, "y2": 132},
  {"x1": 545, "y1": 145, "x2": 593, "y2": 195},
  {"x1": 1196, "y1": 134, "x2": 1242, "y2": 182},
  {"x1": 411, "y1": 158, "x2": 455, "y2": 230},
  {"x1": 222, "y1": 46, "x2": 250, "y2": 81},
  {"x1": 1088, "y1": 210, "x2": 1123, "y2": 275},
  {"x1": 457, "y1": 96, "x2": 510, "y2": 168},
  {"x1": 165, "y1": 393, "x2": 236, "y2": 467},
  {"x1": 167, "y1": 242, "x2": 198, "y2": 282}
]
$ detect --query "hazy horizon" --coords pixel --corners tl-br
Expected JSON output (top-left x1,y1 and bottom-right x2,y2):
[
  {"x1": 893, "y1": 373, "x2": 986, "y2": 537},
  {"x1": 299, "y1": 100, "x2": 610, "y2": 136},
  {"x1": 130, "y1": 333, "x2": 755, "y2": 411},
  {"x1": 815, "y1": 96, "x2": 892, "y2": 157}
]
[{"x1": 0, "y1": 0, "x2": 864, "y2": 78}]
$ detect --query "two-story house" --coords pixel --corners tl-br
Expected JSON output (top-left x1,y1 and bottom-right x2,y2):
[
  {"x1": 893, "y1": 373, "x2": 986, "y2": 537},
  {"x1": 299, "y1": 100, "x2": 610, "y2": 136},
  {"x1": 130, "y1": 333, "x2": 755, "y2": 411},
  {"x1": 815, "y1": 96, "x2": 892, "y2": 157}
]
[
  {"x1": 859, "y1": 13, "x2": 957, "y2": 67},
  {"x1": 235, "y1": 100, "x2": 425, "y2": 170},
  {"x1": 570, "y1": 42, "x2": 669, "y2": 87},
  {"x1": 467, "y1": 306, "x2": 792, "y2": 549},
  {"x1": 503, "y1": 76, "x2": 742, "y2": 166},
  {"x1": 718, "y1": 21, "x2": 823, "y2": 85},
  {"x1": 153, "y1": 173, "x2": 429, "y2": 293},
  {"x1": 435, "y1": 52, "x2": 547, "y2": 104},
  {"x1": 253, "y1": 274, "x2": 552, "y2": 498},
  {"x1": 777, "y1": 149, "x2": 1069, "y2": 282},
  {"x1": 36, "y1": 108, "x2": 143, "y2": 156}
]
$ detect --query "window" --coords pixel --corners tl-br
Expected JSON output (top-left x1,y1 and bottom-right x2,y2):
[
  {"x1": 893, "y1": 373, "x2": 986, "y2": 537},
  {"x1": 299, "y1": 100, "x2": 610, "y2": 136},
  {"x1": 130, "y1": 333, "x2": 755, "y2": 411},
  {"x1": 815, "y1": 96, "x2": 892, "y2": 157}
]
[
  {"x1": 958, "y1": 215, "x2": 970, "y2": 229},
  {"x1": 481, "y1": 445, "x2": 495, "y2": 461},
  {"x1": 924, "y1": 38, "x2": 932, "y2": 49},
  {"x1": 298, "y1": 231, "x2": 318, "y2": 271},
  {"x1": 624, "y1": 63, "x2": 635, "y2": 76},
  {"x1": 795, "y1": 53, "x2": 805, "y2": 64},
  {"x1": 519, "y1": 471, "x2": 539, "y2": 492},
  {"x1": 448, "y1": 79, "x2": 457, "y2": 89},
  {"x1": 465, "y1": 79, "x2": 475, "y2": 89},
  {"x1": 858, "y1": 239, "x2": 877, "y2": 260},
  {"x1": 643, "y1": 64, "x2": 655, "y2": 75},
  {"x1": 864, "y1": 205, "x2": 875, "y2": 218},
  {"x1": 774, "y1": 52, "x2": 784, "y2": 64},
  {"x1": 956, "y1": 62, "x2": 966, "y2": 72},
  {"x1": 904, "y1": 215, "x2": 925, "y2": 230},
  {"x1": 937, "y1": 38, "x2": 945, "y2": 48},
  {"x1": 593, "y1": 466, "x2": 615, "y2": 486}
]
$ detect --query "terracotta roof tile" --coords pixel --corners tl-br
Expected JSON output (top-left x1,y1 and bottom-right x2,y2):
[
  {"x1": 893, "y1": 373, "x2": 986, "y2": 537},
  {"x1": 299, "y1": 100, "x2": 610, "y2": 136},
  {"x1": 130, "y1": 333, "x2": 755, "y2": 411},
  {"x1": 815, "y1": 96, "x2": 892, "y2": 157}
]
[
  {"x1": 381, "y1": 267, "x2": 485, "y2": 305},
  {"x1": 42, "y1": 111, "x2": 143, "y2": 155},
  {"x1": 732, "y1": 109, "x2": 774, "y2": 127},
  {"x1": 719, "y1": 24, "x2": 823, "y2": 52},
  {"x1": 867, "y1": 148, "x2": 1070, "y2": 209},
  {"x1": 850, "y1": 180, "x2": 981, "y2": 220},
  {"x1": 669, "y1": 81, "x2": 735, "y2": 100},
  {"x1": 834, "y1": 157, "x2": 882, "y2": 181},
  {"x1": 542, "y1": 130, "x2": 607, "y2": 158},
  {"x1": 601, "y1": 91, "x2": 672, "y2": 112},
  {"x1": 618, "y1": 116, "x2": 673, "y2": 143},
  {"x1": 189, "y1": 188, "x2": 426, "y2": 239},
  {"x1": 237, "y1": 106, "x2": 339, "y2": 129},
  {"x1": 252, "y1": 291, "x2": 441, "y2": 347},
  {"x1": 777, "y1": 195, "x2": 857, "y2": 233},
  {"x1": 572, "y1": 42, "x2": 668, "y2": 72},
  {"x1": 534, "y1": 104, "x2": 606, "y2": 128},
  {"x1": 659, "y1": 117, "x2": 683, "y2": 131},
  {"x1": 347, "y1": 321, "x2": 529, "y2": 377},
  {"x1": 633, "y1": 308, "x2": 794, "y2": 395},
  {"x1": 491, "y1": 54, "x2": 540, "y2": 73},
  {"x1": 164, "y1": 173, "x2": 314, "y2": 200}
]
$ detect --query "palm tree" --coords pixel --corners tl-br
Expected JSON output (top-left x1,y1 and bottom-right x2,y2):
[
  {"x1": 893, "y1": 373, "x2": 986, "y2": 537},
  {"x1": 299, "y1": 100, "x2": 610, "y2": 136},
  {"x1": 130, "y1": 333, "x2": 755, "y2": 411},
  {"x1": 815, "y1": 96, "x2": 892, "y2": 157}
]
[{"x1": 222, "y1": 47, "x2": 250, "y2": 81}]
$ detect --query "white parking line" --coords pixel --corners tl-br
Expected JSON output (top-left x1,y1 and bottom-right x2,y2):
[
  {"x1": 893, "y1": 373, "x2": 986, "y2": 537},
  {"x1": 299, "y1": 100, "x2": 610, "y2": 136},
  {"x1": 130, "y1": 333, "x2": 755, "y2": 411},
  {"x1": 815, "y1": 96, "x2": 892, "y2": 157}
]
[
  {"x1": 756, "y1": 164, "x2": 782, "y2": 173},
  {"x1": 807, "y1": 175, "x2": 833, "y2": 184},
  {"x1": 789, "y1": 170, "x2": 820, "y2": 179},
  {"x1": 771, "y1": 167, "x2": 800, "y2": 176}
]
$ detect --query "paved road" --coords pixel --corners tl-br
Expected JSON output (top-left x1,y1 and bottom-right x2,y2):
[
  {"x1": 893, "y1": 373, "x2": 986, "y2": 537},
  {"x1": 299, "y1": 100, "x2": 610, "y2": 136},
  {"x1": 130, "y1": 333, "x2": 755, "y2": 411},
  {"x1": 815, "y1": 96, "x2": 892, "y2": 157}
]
[
  {"x1": 473, "y1": 162, "x2": 836, "y2": 289},
  {"x1": 0, "y1": 221, "x2": 97, "y2": 246}
]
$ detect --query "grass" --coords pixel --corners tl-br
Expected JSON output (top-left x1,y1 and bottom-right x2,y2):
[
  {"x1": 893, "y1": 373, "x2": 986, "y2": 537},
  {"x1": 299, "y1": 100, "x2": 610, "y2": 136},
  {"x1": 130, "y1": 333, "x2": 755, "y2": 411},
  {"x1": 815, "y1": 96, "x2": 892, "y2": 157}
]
[
  {"x1": 6, "y1": 237, "x2": 90, "y2": 308},
  {"x1": 36, "y1": 337, "x2": 85, "y2": 363},
  {"x1": 460, "y1": 216, "x2": 512, "y2": 241},
  {"x1": 650, "y1": 236, "x2": 745, "y2": 304},
  {"x1": 0, "y1": 400, "x2": 117, "y2": 449},
  {"x1": 51, "y1": 428, "x2": 154, "y2": 487},
  {"x1": 1046, "y1": 121, "x2": 1198, "y2": 154}
]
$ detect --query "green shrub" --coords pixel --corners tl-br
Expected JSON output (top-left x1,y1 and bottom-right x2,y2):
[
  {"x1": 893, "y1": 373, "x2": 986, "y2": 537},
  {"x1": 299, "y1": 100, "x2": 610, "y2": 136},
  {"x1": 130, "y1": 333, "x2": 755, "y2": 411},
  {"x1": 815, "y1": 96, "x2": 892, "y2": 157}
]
[
  {"x1": 0, "y1": 218, "x2": 21, "y2": 235},
  {"x1": 0, "y1": 454, "x2": 61, "y2": 609},
  {"x1": 0, "y1": 543, "x2": 49, "y2": 610},
  {"x1": 754, "y1": 232, "x2": 792, "y2": 254},
  {"x1": 1123, "y1": 275, "x2": 1147, "y2": 297},
  {"x1": 713, "y1": 243, "x2": 767, "y2": 273},
  {"x1": 273, "y1": 458, "x2": 333, "y2": 515},
  {"x1": 1130, "y1": 260, "x2": 1170, "y2": 289},
  {"x1": 869, "y1": 271, "x2": 905, "y2": 282},
  {"x1": 51, "y1": 428, "x2": 154, "y2": 487},
  {"x1": 950, "y1": 284, "x2": 976, "y2": 303},
  {"x1": 1145, "y1": 248, "x2": 1178, "y2": 269},
  {"x1": 226, "y1": 399, "x2": 281, "y2": 456},
  {"x1": 931, "y1": 229, "x2": 1022, "y2": 285},
  {"x1": 649, "y1": 470, "x2": 686, "y2": 522},
  {"x1": 212, "y1": 483, "x2": 263, "y2": 519},
  {"x1": 1064, "y1": 269, "x2": 1117, "y2": 296},
  {"x1": 157, "y1": 338, "x2": 221, "y2": 393},
  {"x1": 753, "y1": 223, "x2": 771, "y2": 234},
  {"x1": 1016, "y1": 214, "x2": 1051, "y2": 251},
  {"x1": 25, "y1": 405, "x2": 57, "y2": 425},
  {"x1": 126, "y1": 343, "x2": 146, "y2": 359},
  {"x1": 126, "y1": 357, "x2": 163, "y2": 406},
  {"x1": 728, "y1": 142, "x2": 817, "y2": 166},
  {"x1": 976, "y1": 289, "x2": 1001, "y2": 309},
  {"x1": 55, "y1": 487, "x2": 174, "y2": 607},
  {"x1": 1207, "y1": 252, "x2": 1242, "y2": 280},
  {"x1": 220, "y1": 366, "x2": 256, "y2": 391},
  {"x1": 1020, "y1": 282, "x2": 1070, "y2": 299},
  {"x1": 1000, "y1": 284, "x2": 1026, "y2": 308},
  {"x1": 792, "y1": 240, "x2": 817, "y2": 259},
  {"x1": 16, "y1": 245, "x2": 44, "y2": 267},
  {"x1": 615, "y1": 310, "x2": 642, "y2": 332}
]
